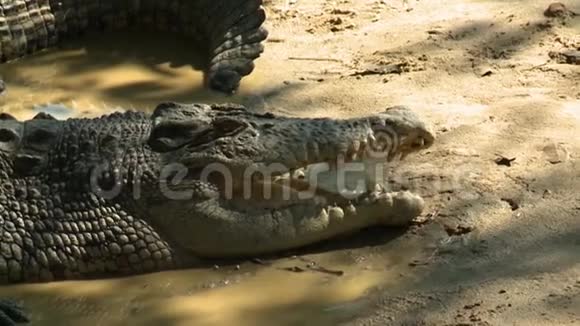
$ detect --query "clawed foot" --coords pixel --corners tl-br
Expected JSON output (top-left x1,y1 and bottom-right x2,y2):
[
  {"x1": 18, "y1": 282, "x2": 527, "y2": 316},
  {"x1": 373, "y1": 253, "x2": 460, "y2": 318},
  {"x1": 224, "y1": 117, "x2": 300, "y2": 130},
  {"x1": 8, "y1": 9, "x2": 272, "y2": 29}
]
[
  {"x1": 0, "y1": 299, "x2": 29, "y2": 326},
  {"x1": 348, "y1": 190, "x2": 425, "y2": 227}
]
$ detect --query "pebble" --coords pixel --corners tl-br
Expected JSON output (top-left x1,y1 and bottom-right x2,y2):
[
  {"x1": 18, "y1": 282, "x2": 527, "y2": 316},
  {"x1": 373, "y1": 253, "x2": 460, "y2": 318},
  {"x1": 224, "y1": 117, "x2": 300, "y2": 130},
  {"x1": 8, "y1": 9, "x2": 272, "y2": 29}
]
[{"x1": 541, "y1": 142, "x2": 569, "y2": 164}]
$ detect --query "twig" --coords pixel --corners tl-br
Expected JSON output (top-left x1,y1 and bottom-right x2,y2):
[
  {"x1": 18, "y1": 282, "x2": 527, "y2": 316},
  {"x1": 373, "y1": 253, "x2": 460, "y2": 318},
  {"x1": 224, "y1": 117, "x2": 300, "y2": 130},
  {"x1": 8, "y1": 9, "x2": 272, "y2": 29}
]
[
  {"x1": 519, "y1": 62, "x2": 549, "y2": 72},
  {"x1": 288, "y1": 56, "x2": 344, "y2": 62}
]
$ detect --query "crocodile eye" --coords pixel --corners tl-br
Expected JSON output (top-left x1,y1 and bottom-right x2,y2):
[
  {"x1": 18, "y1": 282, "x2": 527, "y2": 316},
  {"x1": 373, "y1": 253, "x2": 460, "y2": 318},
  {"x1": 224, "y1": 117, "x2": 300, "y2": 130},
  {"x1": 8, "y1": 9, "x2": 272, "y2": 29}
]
[
  {"x1": 0, "y1": 128, "x2": 18, "y2": 142},
  {"x1": 212, "y1": 117, "x2": 246, "y2": 135},
  {"x1": 148, "y1": 121, "x2": 210, "y2": 152}
]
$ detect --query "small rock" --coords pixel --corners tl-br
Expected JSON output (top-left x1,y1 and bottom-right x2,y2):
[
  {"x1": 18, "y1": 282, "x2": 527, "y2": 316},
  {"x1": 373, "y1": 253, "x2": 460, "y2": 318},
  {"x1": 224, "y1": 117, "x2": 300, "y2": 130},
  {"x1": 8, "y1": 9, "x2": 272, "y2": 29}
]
[
  {"x1": 501, "y1": 198, "x2": 520, "y2": 211},
  {"x1": 495, "y1": 156, "x2": 516, "y2": 167},
  {"x1": 328, "y1": 17, "x2": 343, "y2": 25},
  {"x1": 444, "y1": 148, "x2": 479, "y2": 157},
  {"x1": 427, "y1": 30, "x2": 443, "y2": 35},
  {"x1": 549, "y1": 50, "x2": 580, "y2": 65},
  {"x1": 478, "y1": 65, "x2": 494, "y2": 77},
  {"x1": 330, "y1": 8, "x2": 357, "y2": 16},
  {"x1": 464, "y1": 302, "x2": 481, "y2": 309},
  {"x1": 542, "y1": 142, "x2": 569, "y2": 164},
  {"x1": 544, "y1": 3, "x2": 577, "y2": 18},
  {"x1": 444, "y1": 224, "x2": 474, "y2": 236}
]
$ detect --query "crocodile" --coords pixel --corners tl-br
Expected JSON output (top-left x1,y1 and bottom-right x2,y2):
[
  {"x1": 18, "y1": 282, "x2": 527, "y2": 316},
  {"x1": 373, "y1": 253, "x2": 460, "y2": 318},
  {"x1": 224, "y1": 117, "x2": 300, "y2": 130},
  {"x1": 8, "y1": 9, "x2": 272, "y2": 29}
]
[
  {"x1": 0, "y1": 0, "x2": 269, "y2": 94},
  {"x1": 0, "y1": 101, "x2": 434, "y2": 323}
]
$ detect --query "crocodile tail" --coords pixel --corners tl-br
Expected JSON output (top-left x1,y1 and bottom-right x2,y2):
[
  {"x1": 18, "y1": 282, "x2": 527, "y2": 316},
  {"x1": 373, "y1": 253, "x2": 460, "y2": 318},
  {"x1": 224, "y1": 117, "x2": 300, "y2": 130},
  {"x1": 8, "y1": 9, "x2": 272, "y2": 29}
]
[{"x1": 204, "y1": 0, "x2": 268, "y2": 94}]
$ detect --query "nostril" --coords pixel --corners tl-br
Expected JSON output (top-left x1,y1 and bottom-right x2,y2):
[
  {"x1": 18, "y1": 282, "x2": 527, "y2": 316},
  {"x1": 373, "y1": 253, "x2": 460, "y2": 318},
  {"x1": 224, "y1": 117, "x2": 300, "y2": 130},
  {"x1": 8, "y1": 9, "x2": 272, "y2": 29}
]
[{"x1": 412, "y1": 138, "x2": 425, "y2": 148}]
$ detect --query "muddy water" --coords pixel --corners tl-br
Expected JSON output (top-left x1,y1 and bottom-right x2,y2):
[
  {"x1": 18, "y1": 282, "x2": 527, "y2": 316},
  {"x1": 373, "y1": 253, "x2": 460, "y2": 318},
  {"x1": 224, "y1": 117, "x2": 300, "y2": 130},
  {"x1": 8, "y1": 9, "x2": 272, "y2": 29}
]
[
  {"x1": 0, "y1": 31, "x2": 268, "y2": 120},
  {"x1": 0, "y1": 32, "x2": 431, "y2": 326}
]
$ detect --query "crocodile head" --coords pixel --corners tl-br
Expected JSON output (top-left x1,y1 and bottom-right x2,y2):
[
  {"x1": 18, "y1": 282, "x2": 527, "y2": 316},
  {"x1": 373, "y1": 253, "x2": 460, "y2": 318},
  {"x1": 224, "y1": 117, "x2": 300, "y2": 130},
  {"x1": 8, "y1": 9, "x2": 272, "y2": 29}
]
[
  {"x1": 144, "y1": 102, "x2": 435, "y2": 256},
  {"x1": 148, "y1": 102, "x2": 433, "y2": 193}
]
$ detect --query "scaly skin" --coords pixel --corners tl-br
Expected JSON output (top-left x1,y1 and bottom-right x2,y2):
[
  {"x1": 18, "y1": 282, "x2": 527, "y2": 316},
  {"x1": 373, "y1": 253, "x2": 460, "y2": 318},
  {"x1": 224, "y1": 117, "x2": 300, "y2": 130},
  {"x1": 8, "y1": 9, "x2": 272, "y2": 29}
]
[
  {"x1": 0, "y1": 102, "x2": 434, "y2": 323},
  {"x1": 0, "y1": 0, "x2": 268, "y2": 93}
]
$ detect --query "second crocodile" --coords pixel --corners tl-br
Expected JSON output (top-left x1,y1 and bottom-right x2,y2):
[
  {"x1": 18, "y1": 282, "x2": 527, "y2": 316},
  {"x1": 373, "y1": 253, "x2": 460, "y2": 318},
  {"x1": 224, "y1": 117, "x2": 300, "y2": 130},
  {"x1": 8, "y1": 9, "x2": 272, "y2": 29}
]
[{"x1": 0, "y1": 0, "x2": 268, "y2": 93}]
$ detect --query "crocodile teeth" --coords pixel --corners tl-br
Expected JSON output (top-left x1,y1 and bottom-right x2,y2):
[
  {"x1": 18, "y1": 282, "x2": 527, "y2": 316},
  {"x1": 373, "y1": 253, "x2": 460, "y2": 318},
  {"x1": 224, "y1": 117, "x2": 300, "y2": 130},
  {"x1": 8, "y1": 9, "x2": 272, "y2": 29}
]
[
  {"x1": 328, "y1": 206, "x2": 345, "y2": 221},
  {"x1": 347, "y1": 141, "x2": 361, "y2": 161},
  {"x1": 320, "y1": 207, "x2": 329, "y2": 220},
  {"x1": 358, "y1": 140, "x2": 368, "y2": 157},
  {"x1": 292, "y1": 168, "x2": 305, "y2": 179},
  {"x1": 345, "y1": 203, "x2": 357, "y2": 215},
  {"x1": 377, "y1": 193, "x2": 394, "y2": 206},
  {"x1": 350, "y1": 140, "x2": 361, "y2": 153},
  {"x1": 368, "y1": 134, "x2": 377, "y2": 148},
  {"x1": 273, "y1": 173, "x2": 289, "y2": 183},
  {"x1": 368, "y1": 191, "x2": 380, "y2": 202}
]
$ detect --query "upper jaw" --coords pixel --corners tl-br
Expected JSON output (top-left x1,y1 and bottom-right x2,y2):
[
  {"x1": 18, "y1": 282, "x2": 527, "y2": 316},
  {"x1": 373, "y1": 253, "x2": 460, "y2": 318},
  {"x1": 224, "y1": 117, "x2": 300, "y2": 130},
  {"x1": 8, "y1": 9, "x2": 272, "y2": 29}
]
[
  {"x1": 177, "y1": 106, "x2": 435, "y2": 181},
  {"x1": 180, "y1": 123, "x2": 434, "y2": 179}
]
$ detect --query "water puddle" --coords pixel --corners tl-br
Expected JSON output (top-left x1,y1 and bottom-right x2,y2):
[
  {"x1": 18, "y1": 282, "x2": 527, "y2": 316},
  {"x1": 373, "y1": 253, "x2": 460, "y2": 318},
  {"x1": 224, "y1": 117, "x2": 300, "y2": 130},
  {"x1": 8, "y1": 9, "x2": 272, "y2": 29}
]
[
  {"x1": 0, "y1": 246, "x2": 426, "y2": 326},
  {"x1": 0, "y1": 31, "x2": 268, "y2": 120}
]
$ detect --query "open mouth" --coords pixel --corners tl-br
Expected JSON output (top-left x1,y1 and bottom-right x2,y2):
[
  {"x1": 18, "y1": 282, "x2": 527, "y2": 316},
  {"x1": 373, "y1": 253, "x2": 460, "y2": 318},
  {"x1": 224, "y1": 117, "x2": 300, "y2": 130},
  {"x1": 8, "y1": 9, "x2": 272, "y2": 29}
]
[{"x1": 222, "y1": 132, "x2": 431, "y2": 210}]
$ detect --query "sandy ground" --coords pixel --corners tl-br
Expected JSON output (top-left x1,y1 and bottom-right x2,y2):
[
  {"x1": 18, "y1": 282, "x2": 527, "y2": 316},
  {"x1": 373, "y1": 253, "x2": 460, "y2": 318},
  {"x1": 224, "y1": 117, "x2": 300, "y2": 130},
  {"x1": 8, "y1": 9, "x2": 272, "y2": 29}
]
[{"x1": 0, "y1": 0, "x2": 579, "y2": 325}]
